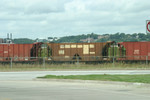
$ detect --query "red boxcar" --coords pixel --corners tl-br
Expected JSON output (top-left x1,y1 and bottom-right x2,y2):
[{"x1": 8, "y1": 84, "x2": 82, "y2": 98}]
[
  {"x1": 118, "y1": 42, "x2": 150, "y2": 60},
  {"x1": 0, "y1": 42, "x2": 42, "y2": 61}
]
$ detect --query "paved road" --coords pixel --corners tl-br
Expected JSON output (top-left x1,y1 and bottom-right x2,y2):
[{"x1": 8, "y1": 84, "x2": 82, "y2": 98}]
[
  {"x1": 0, "y1": 81, "x2": 150, "y2": 100},
  {"x1": 0, "y1": 70, "x2": 150, "y2": 81},
  {"x1": 0, "y1": 70, "x2": 150, "y2": 100}
]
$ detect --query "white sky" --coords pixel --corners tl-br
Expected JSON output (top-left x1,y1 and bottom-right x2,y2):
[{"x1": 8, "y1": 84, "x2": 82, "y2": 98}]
[{"x1": 0, "y1": 0, "x2": 150, "y2": 39}]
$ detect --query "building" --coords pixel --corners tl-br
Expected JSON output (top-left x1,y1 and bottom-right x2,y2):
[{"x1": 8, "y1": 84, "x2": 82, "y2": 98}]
[
  {"x1": 0, "y1": 38, "x2": 3, "y2": 43},
  {"x1": 98, "y1": 35, "x2": 109, "y2": 39},
  {"x1": 80, "y1": 38, "x2": 95, "y2": 43}
]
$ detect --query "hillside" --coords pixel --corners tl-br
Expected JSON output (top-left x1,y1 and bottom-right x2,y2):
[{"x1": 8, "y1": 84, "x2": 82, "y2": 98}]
[
  {"x1": 56, "y1": 33, "x2": 150, "y2": 43},
  {"x1": 7, "y1": 33, "x2": 150, "y2": 44}
]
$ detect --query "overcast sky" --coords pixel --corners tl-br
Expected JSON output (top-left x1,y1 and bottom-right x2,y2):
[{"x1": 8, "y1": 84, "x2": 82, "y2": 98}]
[{"x1": 0, "y1": 0, "x2": 150, "y2": 39}]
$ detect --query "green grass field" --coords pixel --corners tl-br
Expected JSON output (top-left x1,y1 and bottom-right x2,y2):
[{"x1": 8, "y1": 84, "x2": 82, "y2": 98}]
[
  {"x1": 0, "y1": 62, "x2": 150, "y2": 71},
  {"x1": 38, "y1": 74, "x2": 150, "y2": 84}
]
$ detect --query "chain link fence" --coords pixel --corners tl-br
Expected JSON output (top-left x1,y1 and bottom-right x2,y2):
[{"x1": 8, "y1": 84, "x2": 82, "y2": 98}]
[{"x1": 0, "y1": 56, "x2": 150, "y2": 70}]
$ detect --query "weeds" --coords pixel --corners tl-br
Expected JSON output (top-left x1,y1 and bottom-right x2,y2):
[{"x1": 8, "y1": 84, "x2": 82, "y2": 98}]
[{"x1": 0, "y1": 62, "x2": 150, "y2": 71}]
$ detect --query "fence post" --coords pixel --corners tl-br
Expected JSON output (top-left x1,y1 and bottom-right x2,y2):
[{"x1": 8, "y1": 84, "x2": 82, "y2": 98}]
[
  {"x1": 146, "y1": 56, "x2": 148, "y2": 65},
  {"x1": 113, "y1": 57, "x2": 115, "y2": 67},
  {"x1": 76, "y1": 56, "x2": 80, "y2": 67},
  {"x1": 10, "y1": 57, "x2": 12, "y2": 69},
  {"x1": 43, "y1": 57, "x2": 45, "y2": 69}
]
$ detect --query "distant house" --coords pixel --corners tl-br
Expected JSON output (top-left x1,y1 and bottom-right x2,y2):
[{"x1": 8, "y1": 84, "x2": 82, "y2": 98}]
[
  {"x1": 36, "y1": 38, "x2": 47, "y2": 42},
  {"x1": 0, "y1": 38, "x2": 13, "y2": 43},
  {"x1": 98, "y1": 35, "x2": 109, "y2": 39},
  {"x1": 80, "y1": 38, "x2": 95, "y2": 43},
  {"x1": 80, "y1": 39, "x2": 87, "y2": 42}
]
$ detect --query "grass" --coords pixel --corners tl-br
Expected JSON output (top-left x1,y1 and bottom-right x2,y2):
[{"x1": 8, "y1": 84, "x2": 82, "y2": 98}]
[
  {"x1": 38, "y1": 74, "x2": 150, "y2": 84},
  {"x1": 0, "y1": 62, "x2": 150, "y2": 71}
]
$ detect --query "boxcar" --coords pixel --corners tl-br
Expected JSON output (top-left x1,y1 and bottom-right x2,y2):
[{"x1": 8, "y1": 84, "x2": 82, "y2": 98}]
[
  {"x1": 44, "y1": 42, "x2": 114, "y2": 62},
  {"x1": 0, "y1": 42, "x2": 42, "y2": 62},
  {"x1": 118, "y1": 42, "x2": 150, "y2": 60}
]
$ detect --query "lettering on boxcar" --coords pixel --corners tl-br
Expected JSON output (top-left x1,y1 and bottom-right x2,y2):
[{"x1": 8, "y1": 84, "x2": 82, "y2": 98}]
[
  {"x1": 65, "y1": 56, "x2": 70, "y2": 58},
  {"x1": 134, "y1": 50, "x2": 139, "y2": 54},
  {"x1": 60, "y1": 45, "x2": 65, "y2": 48},
  {"x1": 148, "y1": 53, "x2": 150, "y2": 56},
  {"x1": 71, "y1": 45, "x2": 76, "y2": 48},
  {"x1": 90, "y1": 44, "x2": 94, "y2": 48},
  {"x1": 83, "y1": 45, "x2": 89, "y2": 54},
  {"x1": 90, "y1": 52, "x2": 95, "y2": 54},
  {"x1": 4, "y1": 51, "x2": 8, "y2": 53},
  {"x1": 65, "y1": 45, "x2": 70, "y2": 48},
  {"x1": 59, "y1": 50, "x2": 64, "y2": 55},
  {"x1": 77, "y1": 45, "x2": 82, "y2": 48}
]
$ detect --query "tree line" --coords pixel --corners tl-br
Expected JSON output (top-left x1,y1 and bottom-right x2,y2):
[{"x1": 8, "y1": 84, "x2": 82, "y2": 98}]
[{"x1": 11, "y1": 33, "x2": 150, "y2": 44}]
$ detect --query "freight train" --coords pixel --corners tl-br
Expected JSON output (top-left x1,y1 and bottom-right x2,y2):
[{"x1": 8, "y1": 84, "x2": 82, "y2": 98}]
[{"x1": 0, "y1": 41, "x2": 150, "y2": 62}]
